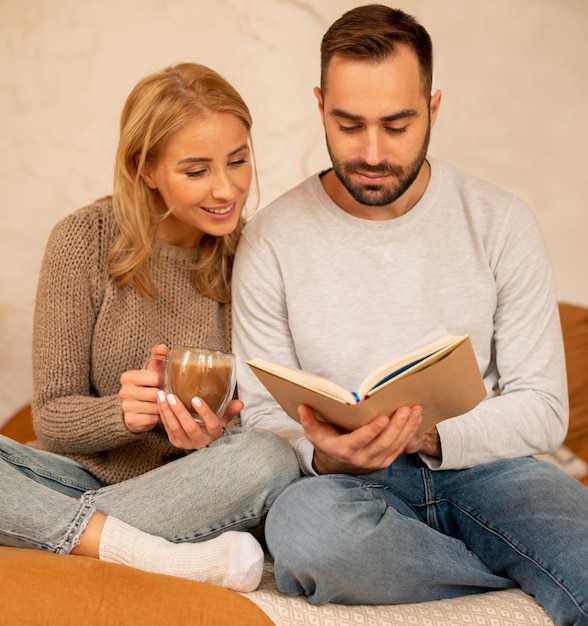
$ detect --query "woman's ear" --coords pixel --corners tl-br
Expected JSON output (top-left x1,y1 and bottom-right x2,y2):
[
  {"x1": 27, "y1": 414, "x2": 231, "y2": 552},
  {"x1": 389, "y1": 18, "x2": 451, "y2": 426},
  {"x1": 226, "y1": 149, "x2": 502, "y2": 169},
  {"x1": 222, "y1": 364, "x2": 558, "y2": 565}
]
[
  {"x1": 141, "y1": 165, "x2": 157, "y2": 189},
  {"x1": 141, "y1": 168, "x2": 157, "y2": 190},
  {"x1": 137, "y1": 159, "x2": 158, "y2": 190}
]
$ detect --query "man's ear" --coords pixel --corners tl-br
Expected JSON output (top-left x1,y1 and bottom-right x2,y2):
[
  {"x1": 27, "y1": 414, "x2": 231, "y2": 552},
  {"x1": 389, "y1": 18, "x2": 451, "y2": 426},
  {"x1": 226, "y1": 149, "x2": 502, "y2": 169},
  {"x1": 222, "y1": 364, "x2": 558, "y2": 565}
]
[
  {"x1": 429, "y1": 89, "x2": 442, "y2": 128},
  {"x1": 313, "y1": 86, "x2": 325, "y2": 118}
]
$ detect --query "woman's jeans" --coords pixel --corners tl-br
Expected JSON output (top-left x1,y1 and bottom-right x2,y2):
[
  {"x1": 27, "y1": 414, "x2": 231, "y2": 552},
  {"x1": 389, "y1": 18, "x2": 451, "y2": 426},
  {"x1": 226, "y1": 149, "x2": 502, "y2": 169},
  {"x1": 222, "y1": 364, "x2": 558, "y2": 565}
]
[
  {"x1": 266, "y1": 454, "x2": 588, "y2": 626},
  {"x1": 0, "y1": 428, "x2": 299, "y2": 553}
]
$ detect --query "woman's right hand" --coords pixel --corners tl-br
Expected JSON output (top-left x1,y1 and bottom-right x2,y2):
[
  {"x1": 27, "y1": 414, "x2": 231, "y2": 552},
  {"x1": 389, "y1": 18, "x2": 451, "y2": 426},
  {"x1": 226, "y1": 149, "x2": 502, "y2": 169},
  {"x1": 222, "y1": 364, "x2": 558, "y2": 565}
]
[{"x1": 119, "y1": 344, "x2": 168, "y2": 433}]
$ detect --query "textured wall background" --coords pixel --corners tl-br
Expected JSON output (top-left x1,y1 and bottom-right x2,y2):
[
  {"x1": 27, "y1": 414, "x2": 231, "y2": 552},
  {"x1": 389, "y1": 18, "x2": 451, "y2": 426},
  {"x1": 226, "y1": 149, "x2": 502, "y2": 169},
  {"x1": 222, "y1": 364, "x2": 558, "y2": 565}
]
[{"x1": 1, "y1": 0, "x2": 587, "y2": 427}]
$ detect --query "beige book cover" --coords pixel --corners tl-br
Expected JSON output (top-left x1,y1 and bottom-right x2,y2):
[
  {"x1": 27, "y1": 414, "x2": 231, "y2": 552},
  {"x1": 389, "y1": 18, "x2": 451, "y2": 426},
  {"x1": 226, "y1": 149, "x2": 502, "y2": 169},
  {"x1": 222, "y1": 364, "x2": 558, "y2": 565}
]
[{"x1": 247, "y1": 335, "x2": 486, "y2": 434}]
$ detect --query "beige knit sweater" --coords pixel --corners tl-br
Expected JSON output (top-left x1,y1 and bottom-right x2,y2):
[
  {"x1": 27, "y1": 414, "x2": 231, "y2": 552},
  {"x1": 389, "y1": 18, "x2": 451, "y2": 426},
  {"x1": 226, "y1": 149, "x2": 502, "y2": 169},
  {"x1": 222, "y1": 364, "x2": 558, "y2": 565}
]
[{"x1": 31, "y1": 199, "x2": 231, "y2": 484}]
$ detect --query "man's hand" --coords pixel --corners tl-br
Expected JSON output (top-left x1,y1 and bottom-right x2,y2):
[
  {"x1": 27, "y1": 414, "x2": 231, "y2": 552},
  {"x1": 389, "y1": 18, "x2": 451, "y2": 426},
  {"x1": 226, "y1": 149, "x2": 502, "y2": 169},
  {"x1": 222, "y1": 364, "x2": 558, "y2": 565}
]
[
  {"x1": 405, "y1": 426, "x2": 442, "y2": 458},
  {"x1": 300, "y1": 404, "x2": 423, "y2": 475}
]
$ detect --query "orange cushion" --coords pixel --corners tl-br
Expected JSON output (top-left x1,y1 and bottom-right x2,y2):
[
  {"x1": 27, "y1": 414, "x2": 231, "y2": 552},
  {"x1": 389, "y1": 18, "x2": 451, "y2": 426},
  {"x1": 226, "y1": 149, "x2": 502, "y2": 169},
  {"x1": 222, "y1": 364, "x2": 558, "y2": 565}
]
[
  {"x1": 560, "y1": 303, "x2": 588, "y2": 444},
  {"x1": 1, "y1": 403, "x2": 35, "y2": 443},
  {"x1": 0, "y1": 547, "x2": 274, "y2": 626}
]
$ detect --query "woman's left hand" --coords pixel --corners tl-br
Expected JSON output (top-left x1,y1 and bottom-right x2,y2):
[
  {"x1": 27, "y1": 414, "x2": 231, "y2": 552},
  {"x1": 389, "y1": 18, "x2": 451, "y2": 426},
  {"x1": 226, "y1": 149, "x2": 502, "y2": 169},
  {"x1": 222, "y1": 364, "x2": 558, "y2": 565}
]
[{"x1": 157, "y1": 392, "x2": 243, "y2": 450}]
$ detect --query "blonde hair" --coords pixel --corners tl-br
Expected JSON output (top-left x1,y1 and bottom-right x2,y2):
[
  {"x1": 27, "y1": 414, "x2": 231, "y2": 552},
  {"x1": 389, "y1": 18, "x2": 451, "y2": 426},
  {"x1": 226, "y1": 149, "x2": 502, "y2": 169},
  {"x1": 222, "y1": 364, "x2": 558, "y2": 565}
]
[{"x1": 108, "y1": 63, "x2": 253, "y2": 303}]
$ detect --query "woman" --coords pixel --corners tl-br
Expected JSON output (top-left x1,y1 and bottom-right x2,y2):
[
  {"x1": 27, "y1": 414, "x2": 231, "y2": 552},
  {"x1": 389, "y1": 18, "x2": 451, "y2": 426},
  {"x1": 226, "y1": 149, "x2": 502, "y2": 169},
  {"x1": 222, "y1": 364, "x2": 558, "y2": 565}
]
[{"x1": 0, "y1": 63, "x2": 299, "y2": 592}]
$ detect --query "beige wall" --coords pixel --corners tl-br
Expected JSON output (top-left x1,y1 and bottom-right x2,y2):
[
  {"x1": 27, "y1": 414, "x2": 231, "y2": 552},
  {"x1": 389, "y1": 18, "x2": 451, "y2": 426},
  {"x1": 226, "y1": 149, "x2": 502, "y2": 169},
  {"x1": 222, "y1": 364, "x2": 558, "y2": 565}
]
[{"x1": 1, "y1": 0, "x2": 587, "y2": 426}]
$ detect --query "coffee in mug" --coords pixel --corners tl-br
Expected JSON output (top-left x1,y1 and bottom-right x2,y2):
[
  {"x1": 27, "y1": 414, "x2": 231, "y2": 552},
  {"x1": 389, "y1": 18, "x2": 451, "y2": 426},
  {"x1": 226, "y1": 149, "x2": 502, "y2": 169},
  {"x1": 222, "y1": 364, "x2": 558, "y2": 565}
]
[
  {"x1": 169, "y1": 351, "x2": 235, "y2": 416},
  {"x1": 146, "y1": 346, "x2": 236, "y2": 417}
]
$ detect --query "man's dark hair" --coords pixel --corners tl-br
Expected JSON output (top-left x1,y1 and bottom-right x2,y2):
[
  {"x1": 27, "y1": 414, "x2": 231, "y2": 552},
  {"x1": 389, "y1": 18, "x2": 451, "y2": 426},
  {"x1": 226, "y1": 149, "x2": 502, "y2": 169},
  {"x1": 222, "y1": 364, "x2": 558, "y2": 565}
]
[{"x1": 320, "y1": 4, "x2": 433, "y2": 97}]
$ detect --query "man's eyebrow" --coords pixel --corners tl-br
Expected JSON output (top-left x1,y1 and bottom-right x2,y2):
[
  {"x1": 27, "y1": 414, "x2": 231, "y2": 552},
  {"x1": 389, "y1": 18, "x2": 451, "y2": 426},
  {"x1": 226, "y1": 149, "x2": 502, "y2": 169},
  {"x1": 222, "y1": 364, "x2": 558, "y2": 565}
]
[
  {"x1": 178, "y1": 143, "x2": 249, "y2": 165},
  {"x1": 330, "y1": 108, "x2": 418, "y2": 122}
]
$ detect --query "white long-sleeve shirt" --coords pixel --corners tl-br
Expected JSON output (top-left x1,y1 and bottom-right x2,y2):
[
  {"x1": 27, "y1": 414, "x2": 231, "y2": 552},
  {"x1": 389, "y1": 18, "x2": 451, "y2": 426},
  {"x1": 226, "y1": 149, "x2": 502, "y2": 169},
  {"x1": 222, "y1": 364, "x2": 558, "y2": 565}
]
[{"x1": 232, "y1": 159, "x2": 568, "y2": 475}]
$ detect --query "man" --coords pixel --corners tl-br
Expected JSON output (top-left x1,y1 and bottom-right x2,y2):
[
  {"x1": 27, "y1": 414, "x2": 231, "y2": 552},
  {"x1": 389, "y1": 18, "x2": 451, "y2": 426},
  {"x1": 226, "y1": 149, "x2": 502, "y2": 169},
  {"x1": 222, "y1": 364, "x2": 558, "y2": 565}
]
[{"x1": 232, "y1": 5, "x2": 588, "y2": 623}]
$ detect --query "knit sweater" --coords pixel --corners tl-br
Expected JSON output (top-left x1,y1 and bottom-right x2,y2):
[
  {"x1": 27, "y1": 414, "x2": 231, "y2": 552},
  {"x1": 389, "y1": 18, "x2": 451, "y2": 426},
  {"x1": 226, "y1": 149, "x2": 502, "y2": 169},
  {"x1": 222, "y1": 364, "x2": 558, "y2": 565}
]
[
  {"x1": 31, "y1": 199, "x2": 231, "y2": 484},
  {"x1": 232, "y1": 158, "x2": 568, "y2": 475}
]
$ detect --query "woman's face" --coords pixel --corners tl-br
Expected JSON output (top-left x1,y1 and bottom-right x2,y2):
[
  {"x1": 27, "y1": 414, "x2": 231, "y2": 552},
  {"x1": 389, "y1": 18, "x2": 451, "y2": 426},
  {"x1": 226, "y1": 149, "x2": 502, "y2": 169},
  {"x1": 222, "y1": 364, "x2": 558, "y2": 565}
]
[{"x1": 142, "y1": 112, "x2": 251, "y2": 247}]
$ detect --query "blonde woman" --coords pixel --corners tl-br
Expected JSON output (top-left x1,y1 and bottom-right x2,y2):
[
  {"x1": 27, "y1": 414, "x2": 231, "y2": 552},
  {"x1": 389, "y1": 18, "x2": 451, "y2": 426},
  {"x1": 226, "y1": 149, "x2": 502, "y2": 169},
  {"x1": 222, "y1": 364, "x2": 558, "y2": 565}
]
[{"x1": 0, "y1": 63, "x2": 299, "y2": 592}]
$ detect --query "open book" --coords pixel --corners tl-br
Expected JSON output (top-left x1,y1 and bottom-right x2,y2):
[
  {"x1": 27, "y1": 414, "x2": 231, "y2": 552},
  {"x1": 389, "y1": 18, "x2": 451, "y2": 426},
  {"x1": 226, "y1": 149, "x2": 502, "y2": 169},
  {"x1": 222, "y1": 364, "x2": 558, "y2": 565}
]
[{"x1": 247, "y1": 334, "x2": 486, "y2": 434}]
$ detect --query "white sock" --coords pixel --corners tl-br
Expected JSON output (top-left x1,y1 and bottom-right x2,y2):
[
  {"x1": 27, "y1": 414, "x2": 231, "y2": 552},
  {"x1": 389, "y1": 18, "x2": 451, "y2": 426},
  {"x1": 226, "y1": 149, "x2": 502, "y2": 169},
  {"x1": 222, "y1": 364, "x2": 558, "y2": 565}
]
[{"x1": 98, "y1": 516, "x2": 264, "y2": 592}]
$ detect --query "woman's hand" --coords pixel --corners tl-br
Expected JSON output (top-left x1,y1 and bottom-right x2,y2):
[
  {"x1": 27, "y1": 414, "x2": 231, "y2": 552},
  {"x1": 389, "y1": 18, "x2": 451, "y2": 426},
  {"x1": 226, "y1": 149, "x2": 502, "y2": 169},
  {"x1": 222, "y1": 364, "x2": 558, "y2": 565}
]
[
  {"x1": 119, "y1": 344, "x2": 167, "y2": 433},
  {"x1": 157, "y1": 393, "x2": 244, "y2": 450}
]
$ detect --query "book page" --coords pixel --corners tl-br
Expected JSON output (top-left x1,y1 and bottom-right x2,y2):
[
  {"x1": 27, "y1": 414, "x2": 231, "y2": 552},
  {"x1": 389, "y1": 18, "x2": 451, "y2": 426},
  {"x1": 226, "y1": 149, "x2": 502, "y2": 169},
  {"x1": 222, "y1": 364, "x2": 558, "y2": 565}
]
[{"x1": 358, "y1": 334, "x2": 465, "y2": 398}]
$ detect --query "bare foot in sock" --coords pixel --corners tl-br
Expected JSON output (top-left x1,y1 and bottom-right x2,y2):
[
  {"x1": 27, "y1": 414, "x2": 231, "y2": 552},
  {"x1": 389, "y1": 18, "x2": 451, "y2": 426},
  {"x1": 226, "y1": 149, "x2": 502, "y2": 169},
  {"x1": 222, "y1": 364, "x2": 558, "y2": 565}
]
[{"x1": 98, "y1": 516, "x2": 264, "y2": 592}]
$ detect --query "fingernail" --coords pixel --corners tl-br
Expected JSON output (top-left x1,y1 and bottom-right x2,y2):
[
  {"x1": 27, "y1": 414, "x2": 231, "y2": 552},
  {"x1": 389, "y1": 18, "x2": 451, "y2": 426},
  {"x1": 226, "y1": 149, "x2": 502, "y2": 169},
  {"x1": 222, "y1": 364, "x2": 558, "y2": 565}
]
[
  {"x1": 167, "y1": 394, "x2": 177, "y2": 406},
  {"x1": 192, "y1": 396, "x2": 202, "y2": 408},
  {"x1": 157, "y1": 390, "x2": 166, "y2": 402},
  {"x1": 397, "y1": 408, "x2": 410, "y2": 420}
]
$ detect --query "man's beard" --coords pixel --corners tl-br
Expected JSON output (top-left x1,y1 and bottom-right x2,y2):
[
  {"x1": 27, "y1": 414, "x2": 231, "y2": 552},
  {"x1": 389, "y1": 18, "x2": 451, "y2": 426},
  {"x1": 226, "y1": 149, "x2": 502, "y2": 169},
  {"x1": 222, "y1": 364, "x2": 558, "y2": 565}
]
[{"x1": 326, "y1": 125, "x2": 431, "y2": 207}]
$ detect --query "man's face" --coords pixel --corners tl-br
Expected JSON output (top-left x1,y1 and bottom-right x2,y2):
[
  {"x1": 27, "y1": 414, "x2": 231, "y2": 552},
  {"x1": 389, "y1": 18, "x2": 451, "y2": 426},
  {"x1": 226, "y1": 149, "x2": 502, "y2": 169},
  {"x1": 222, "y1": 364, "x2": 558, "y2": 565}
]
[{"x1": 316, "y1": 48, "x2": 440, "y2": 218}]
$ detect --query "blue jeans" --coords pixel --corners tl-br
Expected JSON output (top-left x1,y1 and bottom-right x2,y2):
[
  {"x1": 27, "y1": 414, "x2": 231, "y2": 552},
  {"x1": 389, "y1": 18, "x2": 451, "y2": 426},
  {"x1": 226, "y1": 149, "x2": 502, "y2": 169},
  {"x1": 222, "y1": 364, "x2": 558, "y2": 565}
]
[
  {"x1": 265, "y1": 454, "x2": 588, "y2": 626},
  {"x1": 0, "y1": 428, "x2": 299, "y2": 553}
]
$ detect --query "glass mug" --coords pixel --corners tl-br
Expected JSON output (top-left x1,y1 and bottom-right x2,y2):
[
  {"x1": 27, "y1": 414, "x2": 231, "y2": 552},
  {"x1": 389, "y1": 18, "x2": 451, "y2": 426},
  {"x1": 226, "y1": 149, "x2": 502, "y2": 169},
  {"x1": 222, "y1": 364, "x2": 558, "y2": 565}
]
[{"x1": 146, "y1": 346, "x2": 237, "y2": 419}]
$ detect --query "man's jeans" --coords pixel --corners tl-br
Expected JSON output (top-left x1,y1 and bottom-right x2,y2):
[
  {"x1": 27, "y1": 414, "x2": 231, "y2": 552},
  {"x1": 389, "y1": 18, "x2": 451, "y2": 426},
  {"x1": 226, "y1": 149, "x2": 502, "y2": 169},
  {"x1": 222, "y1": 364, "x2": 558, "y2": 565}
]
[
  {"x1": 266, "y1": 454, "x2": 588, "y2": 626},
  {"x1": 0, "y1": 428, "x2": 299, "y2": 553}
]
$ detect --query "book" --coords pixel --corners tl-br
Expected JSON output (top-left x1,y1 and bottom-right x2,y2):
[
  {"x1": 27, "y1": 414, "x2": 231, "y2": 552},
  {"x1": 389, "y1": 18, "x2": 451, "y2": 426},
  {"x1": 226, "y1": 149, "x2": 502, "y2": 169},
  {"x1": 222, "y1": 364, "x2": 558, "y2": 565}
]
[{"x1": 247, "y1": 334, "x2": 486, "y2": 434}]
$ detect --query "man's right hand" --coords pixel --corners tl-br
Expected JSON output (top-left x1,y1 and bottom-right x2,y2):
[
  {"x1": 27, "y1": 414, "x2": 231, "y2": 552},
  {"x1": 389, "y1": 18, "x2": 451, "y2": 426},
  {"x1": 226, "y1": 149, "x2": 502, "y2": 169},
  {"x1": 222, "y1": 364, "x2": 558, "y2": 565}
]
[{"x1": 299, "y1": 403, "x2": 423, "y2": 475}]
